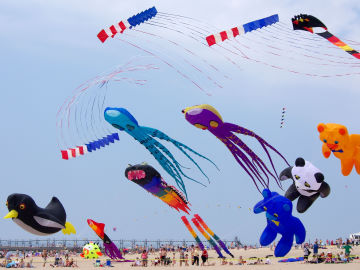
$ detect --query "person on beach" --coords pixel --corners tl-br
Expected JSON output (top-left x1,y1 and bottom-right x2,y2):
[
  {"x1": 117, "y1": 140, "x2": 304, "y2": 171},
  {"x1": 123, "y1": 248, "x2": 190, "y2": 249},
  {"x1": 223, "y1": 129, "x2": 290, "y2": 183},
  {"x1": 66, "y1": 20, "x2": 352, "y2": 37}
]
[
  {"x1": 192, "y1": 248, "x2": 199, "y2": 266},
  {"x1": 172, "y1": 252, "x2": 176, "y2": 266},
  {"x1": 304, "y1": 244, "x2": 311, "y2": 261},
  {"x1": 141, "y1": 250, "x2": 148, "y2": 267},
  {"x1": 179, "y1": 249, "x2": 185, "y2": 266},
  {"x1": 237, "y1": 256, "x2": 245, "y2": 265},
  {"x1": 185, "y1": 253, "x2": 189, "y2": 266},
  {"x1": 201, "y1": 249, "x2": 208, "y2": 266},
  {"x1": 313, "y1": 241, "x2": 319, "y2": 257},
  {"x1": 42, "y1": 250, "x2": 47, "y2": 267},
  {"x1": 160, "y1": 248, "x2": 167, "y2": 266},
  {"x1": 342, "y1": 241, "x2": 352, "y2": 257}
]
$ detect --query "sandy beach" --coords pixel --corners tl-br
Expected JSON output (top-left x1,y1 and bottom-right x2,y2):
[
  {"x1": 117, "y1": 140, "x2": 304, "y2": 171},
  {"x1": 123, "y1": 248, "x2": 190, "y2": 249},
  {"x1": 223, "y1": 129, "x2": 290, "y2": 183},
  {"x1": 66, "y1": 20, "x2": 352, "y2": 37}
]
[{"x1": 7, "y1": 245, "x2": 359, "y2": 270}]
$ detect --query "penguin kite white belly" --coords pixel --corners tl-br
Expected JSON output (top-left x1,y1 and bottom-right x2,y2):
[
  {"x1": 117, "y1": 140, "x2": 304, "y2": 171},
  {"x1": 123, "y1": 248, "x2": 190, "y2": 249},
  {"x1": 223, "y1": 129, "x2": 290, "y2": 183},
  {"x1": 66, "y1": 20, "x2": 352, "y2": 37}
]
[{"x1": 4, "y1": 193, "x2": 76, "y2": 236}]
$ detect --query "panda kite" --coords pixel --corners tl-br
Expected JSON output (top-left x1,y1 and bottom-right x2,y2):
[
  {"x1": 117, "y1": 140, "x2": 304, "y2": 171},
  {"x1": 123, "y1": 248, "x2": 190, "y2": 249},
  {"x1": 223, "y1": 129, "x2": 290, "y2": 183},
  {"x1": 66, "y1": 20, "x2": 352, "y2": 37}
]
[{"x1": 279, "y1": 157, "x2": 330, "y2": 213}]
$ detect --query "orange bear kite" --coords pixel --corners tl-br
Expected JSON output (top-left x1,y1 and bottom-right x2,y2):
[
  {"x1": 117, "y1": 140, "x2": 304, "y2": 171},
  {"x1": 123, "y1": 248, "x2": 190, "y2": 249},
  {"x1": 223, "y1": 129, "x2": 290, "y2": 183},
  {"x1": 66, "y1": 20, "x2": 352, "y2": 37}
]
[{"x1": 317, "y1": 123, "x2": 360, "y2": 176}]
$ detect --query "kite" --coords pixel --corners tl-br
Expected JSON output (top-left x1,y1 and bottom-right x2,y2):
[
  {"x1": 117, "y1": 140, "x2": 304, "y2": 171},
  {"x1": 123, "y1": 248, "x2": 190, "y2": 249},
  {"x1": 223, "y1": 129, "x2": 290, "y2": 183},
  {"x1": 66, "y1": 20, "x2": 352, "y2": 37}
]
[
  {"x1": 104, "y1": 107, "x2": 217, "y2": 199},
  {"x1": 4, "y1": 194, "x2": 76, "y2": 236},
  {"x1": 317, "y1": 123, "x2": 360, "y2": 176},
  {"x1": 253, "y1": 189, "x2": 306, "y2": 257},
  {"x1": 87, "y1": 219, "x2": 125, "y2": 260},
  {"x1": 292, "y1": 14, "x2": 360, "y2": 59},
  {"x1": 61, "y1": 133, "x2": 119, "y2": 160},
  {"x1": 124, "y1": 163, "x2": 229, "y2": 256},
  {"x1": 206, "y1": 14, "x2": 279, "y2": 46},
  {"x1": 182, "y1": 104, "x2": 289, "y2": 192},
  {"x1": 81, "y1": 242, "x2": 102, "y2": 259},
  {"x1": 181, "y1": 216, "x2": 205, "y2": 250},
  {"x1": 98, "y1": 7, "x2": 158, "y2": 43},
  {"x1": 279, "y1": 157, "x2": 330, "y2": 213},
  {"x1": 193, "y1": 214, "x2": 234, "y2": 257},
  {"x1": 125, "y1": 163, "x2": 190, "y2": 214},
  {"x1": 280, "y1": 108, "x2": 286, "y2": 128},
  {"x1": 191, "y1": 217, "x2": 224, "y2": 258}
]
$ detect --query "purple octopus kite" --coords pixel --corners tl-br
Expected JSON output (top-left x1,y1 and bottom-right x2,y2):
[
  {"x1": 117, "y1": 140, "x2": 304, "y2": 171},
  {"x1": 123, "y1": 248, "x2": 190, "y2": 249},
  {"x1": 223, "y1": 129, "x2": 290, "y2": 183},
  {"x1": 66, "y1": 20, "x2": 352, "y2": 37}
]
[{"x1": 182, "y1": 104, "x2": 289, "y2": 192}]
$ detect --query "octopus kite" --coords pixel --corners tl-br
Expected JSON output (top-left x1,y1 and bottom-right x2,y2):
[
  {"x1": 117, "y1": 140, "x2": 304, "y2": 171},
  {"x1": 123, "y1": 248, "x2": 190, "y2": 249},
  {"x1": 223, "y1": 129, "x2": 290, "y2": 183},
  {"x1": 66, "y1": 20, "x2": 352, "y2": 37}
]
[
  {"x1": 104, "y1": 107, "x2": 217, "y2": 199},
  {"x1": 182, "y1": 104, "x2": 289, "y2": 192}
]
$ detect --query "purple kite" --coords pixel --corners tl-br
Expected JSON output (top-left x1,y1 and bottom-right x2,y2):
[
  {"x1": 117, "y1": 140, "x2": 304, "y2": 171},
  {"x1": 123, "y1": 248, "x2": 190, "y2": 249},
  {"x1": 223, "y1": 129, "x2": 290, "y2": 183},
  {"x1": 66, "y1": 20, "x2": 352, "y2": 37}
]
[{"x1": 182, "y1": 104, "x2": 289, "y2": 192}]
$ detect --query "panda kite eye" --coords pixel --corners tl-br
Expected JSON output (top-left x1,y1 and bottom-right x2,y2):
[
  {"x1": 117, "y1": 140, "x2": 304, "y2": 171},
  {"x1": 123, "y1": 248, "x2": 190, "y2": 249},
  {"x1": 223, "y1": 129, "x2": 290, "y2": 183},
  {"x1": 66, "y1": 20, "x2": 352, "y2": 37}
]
[
  {"x1": 295, "y1": 175, "x2": 300, "y2": 180},
  {"x1": 19, "y1": 203, "x2": 25, "y2": 210}
]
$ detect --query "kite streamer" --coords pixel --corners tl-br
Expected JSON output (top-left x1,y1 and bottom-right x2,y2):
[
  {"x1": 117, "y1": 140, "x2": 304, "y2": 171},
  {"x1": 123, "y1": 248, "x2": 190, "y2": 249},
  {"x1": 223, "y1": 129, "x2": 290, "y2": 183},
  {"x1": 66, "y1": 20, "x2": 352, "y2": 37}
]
[
  {"x1": 61, "y1": 133, "x2": 119, "y2": 160},
  {"x1": 97, "y1": 7, "x2": 158, "y2": 43},
  {"x1": 280, "y1": 108, "x2": 286, "y2": 128},
  {"x1": 181, "y1": 216, "x2": 205, "y2": 250},
  {"x1": 292, "y1": 14, "x2": 360, "y2": 60},
  {"x1": 193, "y1": 214, "x2": 234, "y2": 257},
  {"x1": 191, "y1": 217, "x2": 224, "y2": 258},
  {"x1": 206, "y1": 14, "x2": 279, "y2": 46}
]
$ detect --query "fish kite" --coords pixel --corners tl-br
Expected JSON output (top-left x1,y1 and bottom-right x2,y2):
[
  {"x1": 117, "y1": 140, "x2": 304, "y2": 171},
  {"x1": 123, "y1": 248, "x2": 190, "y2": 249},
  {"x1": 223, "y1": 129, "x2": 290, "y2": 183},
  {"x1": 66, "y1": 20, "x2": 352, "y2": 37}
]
[{"x1": 125, "y1": 163, "x2": 191, "y2": 214}]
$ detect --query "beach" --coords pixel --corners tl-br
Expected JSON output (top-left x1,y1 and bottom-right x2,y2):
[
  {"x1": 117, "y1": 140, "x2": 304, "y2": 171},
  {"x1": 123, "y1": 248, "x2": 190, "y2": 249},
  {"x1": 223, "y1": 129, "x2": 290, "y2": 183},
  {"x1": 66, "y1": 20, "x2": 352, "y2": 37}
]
[{"x1": 5, "y1": 245, "x2": 359, "y2": 269}]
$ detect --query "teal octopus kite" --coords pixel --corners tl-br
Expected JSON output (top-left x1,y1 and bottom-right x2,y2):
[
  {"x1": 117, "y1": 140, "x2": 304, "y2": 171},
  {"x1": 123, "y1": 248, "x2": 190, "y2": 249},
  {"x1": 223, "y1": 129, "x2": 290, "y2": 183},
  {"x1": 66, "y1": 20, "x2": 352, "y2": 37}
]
[{"x1": 104, "y1": 107, "x2": 217, "y2": 199}]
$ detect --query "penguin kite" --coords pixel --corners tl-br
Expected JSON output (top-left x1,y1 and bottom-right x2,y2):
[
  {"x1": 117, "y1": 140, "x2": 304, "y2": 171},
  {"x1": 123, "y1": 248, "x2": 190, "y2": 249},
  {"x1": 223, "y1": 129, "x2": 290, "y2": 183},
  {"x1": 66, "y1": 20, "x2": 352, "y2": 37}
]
[{"x1": 4, "y1": 193, "x2": 76, "y2": 236}]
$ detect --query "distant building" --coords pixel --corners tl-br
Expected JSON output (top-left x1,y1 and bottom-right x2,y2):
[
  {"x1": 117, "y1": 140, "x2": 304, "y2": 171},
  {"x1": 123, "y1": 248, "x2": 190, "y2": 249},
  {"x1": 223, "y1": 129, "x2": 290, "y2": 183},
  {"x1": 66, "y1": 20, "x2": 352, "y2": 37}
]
[{"x1": 349, "y1": 233, "x2": 360, "y2": 245}]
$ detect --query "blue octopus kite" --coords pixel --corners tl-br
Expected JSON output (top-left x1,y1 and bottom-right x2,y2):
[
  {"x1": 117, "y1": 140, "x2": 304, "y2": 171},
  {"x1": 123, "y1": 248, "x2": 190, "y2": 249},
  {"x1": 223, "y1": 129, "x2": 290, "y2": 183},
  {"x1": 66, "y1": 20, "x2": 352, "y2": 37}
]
[{"x1": 104, "y1": 107, "x2": 217, "y2": 198}]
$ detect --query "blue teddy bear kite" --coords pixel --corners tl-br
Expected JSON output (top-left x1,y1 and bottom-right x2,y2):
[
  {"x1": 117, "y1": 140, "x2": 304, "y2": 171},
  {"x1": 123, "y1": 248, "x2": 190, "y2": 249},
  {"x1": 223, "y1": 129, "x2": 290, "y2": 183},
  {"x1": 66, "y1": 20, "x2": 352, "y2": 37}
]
[{"x1": 253, "y1": 189, "x2": 306, "y2": 257}]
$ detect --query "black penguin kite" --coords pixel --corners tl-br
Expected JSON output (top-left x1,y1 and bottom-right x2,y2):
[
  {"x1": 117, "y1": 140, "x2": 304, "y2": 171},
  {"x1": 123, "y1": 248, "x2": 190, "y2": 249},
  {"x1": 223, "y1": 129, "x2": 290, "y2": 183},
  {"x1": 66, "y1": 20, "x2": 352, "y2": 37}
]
[{"x1": 4, "y1": 193, "x2": 76, "y2": 236}]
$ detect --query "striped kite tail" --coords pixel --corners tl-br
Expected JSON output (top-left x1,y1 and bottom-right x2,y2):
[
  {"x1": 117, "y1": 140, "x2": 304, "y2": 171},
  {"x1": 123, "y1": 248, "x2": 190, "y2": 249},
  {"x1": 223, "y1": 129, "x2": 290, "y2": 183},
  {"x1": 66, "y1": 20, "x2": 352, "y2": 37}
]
[
  {"x1": 194, "y1": 214, "x2": 234, "y2": 258},
  {"x1": 181, "y1": 216, "x2": 205, "y2": 250},
  {"x1": 316, "y1": 31, "x2": 360, "y2": 59}
]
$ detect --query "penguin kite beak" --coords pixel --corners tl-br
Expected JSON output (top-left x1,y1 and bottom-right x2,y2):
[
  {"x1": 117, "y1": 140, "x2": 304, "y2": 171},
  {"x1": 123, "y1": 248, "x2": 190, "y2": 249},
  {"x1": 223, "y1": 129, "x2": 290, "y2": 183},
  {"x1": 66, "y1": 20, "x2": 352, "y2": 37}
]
[{"x1": 4, "y1": 210, "x2": 18, "y2": 219}]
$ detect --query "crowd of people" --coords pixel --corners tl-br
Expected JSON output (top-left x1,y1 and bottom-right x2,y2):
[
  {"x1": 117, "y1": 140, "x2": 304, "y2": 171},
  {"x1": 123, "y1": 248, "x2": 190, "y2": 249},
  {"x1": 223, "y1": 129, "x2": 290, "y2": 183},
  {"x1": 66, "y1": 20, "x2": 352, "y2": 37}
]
[
  {"x1": 0, "y1": 238, "x2": 358, "y2": 268},
  {"x1": 0, "y1": 249, "x2": 78, "y2": 268},
  {"x1": 303, "y1": 240, "x2": 356, "y2": 264}
]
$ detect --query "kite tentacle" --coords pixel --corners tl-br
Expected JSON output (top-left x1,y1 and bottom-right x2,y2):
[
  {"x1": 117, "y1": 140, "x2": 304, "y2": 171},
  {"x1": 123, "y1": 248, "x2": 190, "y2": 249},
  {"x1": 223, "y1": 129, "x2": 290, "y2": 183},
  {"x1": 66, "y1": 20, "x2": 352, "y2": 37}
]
[
  {"x1": 224, "y1": 122, "x2": 289, "y2": 181},
  {"x1": 228, "y1": 135, "x2": 281, "y2": 188},
  {"x1": 143, "y1": 126, "x2": 218, "y2": 181},
  {"x1": 146, "y1": 136, "x2": 207, "y2": 187},
  {"x1": 231, "y1": 148, "x2": 267, "y2": 191},
  {"x1": 224, "y1": 142, "x2": 263, "y2": 192}
]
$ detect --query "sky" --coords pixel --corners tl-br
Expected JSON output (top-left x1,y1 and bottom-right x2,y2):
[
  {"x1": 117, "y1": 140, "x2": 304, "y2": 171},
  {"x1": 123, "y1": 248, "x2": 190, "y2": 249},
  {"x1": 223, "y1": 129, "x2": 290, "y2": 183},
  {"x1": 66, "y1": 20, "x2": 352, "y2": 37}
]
[{"x1": 1, "y1": 0, "x2": 360, "y2": 245}]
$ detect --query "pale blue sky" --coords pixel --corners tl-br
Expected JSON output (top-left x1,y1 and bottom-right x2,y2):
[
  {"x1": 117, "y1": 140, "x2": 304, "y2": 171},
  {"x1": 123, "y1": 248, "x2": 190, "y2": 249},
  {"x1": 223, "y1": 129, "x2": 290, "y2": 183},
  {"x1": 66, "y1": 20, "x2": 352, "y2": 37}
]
[{"x1": 1, "y1": 0, "x2": 360, "y2": 244}]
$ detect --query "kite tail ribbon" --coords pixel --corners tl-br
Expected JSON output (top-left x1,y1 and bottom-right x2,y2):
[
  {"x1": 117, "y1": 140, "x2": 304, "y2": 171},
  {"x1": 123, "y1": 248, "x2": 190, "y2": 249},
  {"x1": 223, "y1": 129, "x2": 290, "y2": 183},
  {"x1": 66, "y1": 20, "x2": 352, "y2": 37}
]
[
  {"x1": 181, "y1": 216, "x2": 205, "y2": 250},
  {"x1": 191, "y1": 218, "x2": 224, "y2": 258},
  {"x1": 194, "y1": 214, "x2": 234, "y2": 258},
  {"x1": 104, "y1": 241, "x2": 124, "y2": 260}
]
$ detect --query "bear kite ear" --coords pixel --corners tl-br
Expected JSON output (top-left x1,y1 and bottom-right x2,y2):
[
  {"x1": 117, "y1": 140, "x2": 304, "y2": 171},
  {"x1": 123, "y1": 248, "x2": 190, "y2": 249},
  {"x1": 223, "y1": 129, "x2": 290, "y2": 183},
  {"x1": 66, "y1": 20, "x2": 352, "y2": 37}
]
[
  {"x1": 314, "y1": 172, "x2": 324, "y2": 183},
  {"x1": 295, "y1": 157, "x2": 305, "y2": 167},
  {"x1": 317, "y1": 123, "x2": 326, "y2": 133},
  {"x1": 262, "y1": 189, "x2": 272, "y2": 199},
  {"x1": 339, "y1": 127, "x2": 347, "y2": 136}
]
